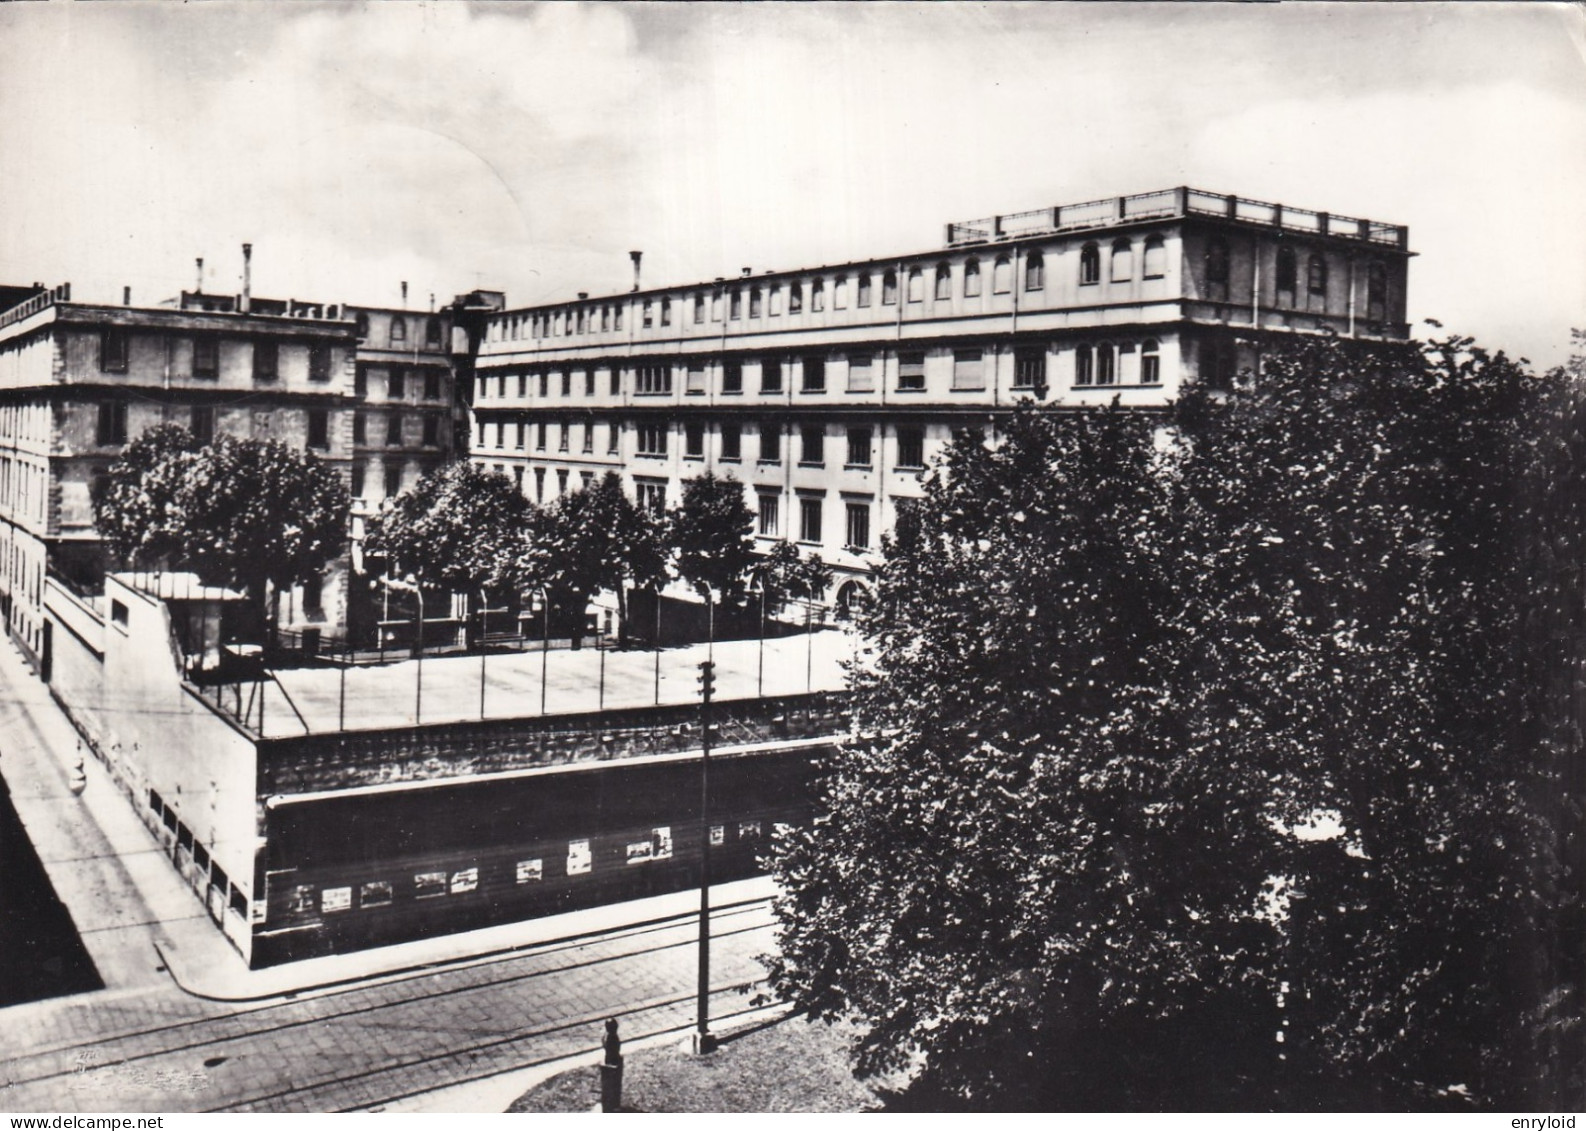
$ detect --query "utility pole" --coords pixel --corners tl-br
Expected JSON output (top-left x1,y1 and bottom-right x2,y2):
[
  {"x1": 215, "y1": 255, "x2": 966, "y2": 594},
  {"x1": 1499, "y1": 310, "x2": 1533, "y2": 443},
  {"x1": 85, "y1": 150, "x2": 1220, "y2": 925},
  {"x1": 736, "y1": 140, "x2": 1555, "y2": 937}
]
[{"x1": 692, "y1": 658, "x2": 717, "y2": 1054}]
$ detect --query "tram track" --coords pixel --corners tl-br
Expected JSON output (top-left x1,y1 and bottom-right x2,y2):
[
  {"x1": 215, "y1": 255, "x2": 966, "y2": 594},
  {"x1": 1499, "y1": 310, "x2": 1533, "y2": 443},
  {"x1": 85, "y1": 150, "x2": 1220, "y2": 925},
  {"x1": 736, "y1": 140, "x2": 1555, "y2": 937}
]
[
  {"x1": 2, "y1": 899, "x2": 776, "y2": 1097},
  {"x1": 214, "y1": 983, "x2": 780, "y2": 1113}
]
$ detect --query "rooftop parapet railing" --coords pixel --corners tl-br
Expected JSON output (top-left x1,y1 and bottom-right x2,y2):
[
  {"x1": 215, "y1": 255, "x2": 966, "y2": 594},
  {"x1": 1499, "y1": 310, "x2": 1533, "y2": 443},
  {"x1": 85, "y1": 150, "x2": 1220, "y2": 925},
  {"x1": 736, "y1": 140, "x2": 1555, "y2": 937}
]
[
  {"x1": 0, "y1": 283, "x2": 71, "y2": 332},
  {"x1": 946, "y1": 188, "x2": 1409, "y2": 250}
]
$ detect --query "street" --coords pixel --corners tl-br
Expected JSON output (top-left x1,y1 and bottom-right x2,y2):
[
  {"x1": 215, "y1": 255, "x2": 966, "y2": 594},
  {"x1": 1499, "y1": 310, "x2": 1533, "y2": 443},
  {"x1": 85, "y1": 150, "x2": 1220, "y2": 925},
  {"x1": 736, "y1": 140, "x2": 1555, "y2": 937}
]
[
  {"x1": 0, "y1": 638, "x2": 783, "y2": 1113},
  {"x1": 0, "y1": 900, "x2": 777, "y2": 1113}
]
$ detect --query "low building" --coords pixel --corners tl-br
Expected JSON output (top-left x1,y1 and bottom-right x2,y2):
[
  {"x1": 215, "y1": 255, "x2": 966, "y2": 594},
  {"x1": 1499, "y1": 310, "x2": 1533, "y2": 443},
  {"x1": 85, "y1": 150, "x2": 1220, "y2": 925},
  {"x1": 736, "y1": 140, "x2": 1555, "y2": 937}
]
[{"x1": 45, "y1": 568, "x2": 847, "y2": 966}]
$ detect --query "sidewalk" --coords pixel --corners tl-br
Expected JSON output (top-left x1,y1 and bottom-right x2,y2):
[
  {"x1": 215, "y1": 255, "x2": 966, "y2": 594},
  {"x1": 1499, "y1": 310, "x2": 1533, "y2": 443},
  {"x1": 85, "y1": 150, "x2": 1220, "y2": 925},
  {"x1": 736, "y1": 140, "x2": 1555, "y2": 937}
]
[{"x1": 0, "y1": 633, "x2": 777, "y2": 1005}]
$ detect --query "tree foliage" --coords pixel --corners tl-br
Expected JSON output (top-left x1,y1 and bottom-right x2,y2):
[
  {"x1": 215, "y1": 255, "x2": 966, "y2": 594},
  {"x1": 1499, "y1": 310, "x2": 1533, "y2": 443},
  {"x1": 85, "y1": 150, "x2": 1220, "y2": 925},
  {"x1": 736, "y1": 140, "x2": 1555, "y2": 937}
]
[
  {"x1": 539, "y1": 471, "x2": 668, "y2": 639},
  {"x1": 365, "y1": 461, "x2": 533, "y2": 594},
  {"x1": 669, "y1": 471, "x2": 756, "y2": 608},
  {"x1": 768, "y1": 336, "x2": 1585, "y2": 1110},
  {"x1": 93, "y1": 430, "x2": 348, "y2": 643},
  {"x1": 91, "y1": 424, "x2": 201, "y2": 567},
  {"x1": 757, "y1": 539, "x2": 834, "y2": 614}
]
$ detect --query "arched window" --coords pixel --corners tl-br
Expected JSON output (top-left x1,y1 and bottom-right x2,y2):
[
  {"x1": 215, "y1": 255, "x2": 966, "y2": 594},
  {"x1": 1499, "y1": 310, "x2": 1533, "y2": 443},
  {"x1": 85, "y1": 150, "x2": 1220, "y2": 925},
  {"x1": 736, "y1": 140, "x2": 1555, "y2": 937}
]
[
  {"x1": 749, "y1": 287, "x2": 762, "y2": 318},
  {"x1": 1079, "y1": 243, "x2": 1100, "y2": 286},
  {"x1": 835, "y1": 580, "x2": 870, "y2": 620},
  {"x1": 1143, "y1": 235, "x2": 1166, "y2": 280},
  {"x1": 882, "y1": 270, "x2": 898, "y2": 305},
  {"x1": 857, "y1": 274, "x2": 872, "y2": 307},
  {"x1": 1276, "y1": 246, "x2": 1297, "y2": 296},
  {"x1": 425, "y1": 317, "x2": 442, "y2": 346},
  {"x1": 1307, "y1": 253, "x2": 1328, "y2": 296},
  {"x1": 355, "y1": 312, "x2": 370, "y2": 340},
  {"x1": 907, "y1": 268, "x2": 923, "y2": 303},
  {"x1": 834, "y1": 276, "x2": 848, "y2": 309},
  {"x1": 1075, "y1": 344, "x2": 1094, "y2": 386},
  {"x1": 1206, "y1": 239, "x2": 1230, "y2": 286},
  {"x1": 1366, "y1": 261, "x2": 1387, "y2": 319},
  {"x1": 789, "y1": 282, "x2": 803, "y2": 314},
  {"x1": 964, "y1": 258, "x2": 982, "y2": 298},
  {"x1": 1140, "y1": 339, "x2": 1160, "y2": 385},
  {"x1": 993, "y1": 255, "x2": 1012, "y2": 294},
  {"x1": 1096, "y1": 342, "x2": 1116, "y2": 385},
  {"x1": 694, "y1": 293, "x2": 706, "y2": 324},
  {"x1": 812, "y1": 278, "x2": 826, "y2": 311},
  {"x1": 935, "y1": 263, "x2": 952, "y2": 301},
  {"x1": 389, "y1": 316, "x2": 406, "y2": 345},
  {"x1": 1025, "y1": 250, "x2": 1044, "y2": 291},
  {"x1": 1110, "y1": 239, "x2": 1133, "y2": 283}
]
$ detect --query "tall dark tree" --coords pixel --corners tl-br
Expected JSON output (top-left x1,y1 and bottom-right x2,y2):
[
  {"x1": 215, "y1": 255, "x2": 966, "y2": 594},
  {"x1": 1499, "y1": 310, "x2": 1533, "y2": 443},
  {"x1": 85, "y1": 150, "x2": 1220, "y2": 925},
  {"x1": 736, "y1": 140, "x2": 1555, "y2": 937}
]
[
  {"x1": 768, "y1": 403, "x2": 1196, "y2": 1108},
  {"x1": 769, "y1": 338, "x2": 1586, "y2": 1110},
  {"x1": 668, "y1": 471, "x2": 756, "y2": 623},
  {"x1": 178, "y1": 435, "x2": 349, "y2": 647},
  {"x1": 91, "y1": 424, "x2": 201, "y2": 568},
  {"x1": 539, "y1": 471, "x2": 668, "y2": 642},
  {"x1": 364, "y1": 461, "x2": 535, "y2": 646}
]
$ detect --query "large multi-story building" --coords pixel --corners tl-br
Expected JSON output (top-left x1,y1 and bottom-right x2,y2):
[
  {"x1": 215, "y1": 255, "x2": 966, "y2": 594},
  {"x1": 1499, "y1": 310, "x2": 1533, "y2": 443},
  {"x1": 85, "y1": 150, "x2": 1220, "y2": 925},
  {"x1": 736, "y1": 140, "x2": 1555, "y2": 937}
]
[
  {"x1": 0, "y1": 280, "x2": 358, "y2": 667},
  {"x1": 468, "y1": 187, "x2": 1411, "y2": 608},
  {"x1": 0, "y1": 257, "x2": 471, "y2": 665}
]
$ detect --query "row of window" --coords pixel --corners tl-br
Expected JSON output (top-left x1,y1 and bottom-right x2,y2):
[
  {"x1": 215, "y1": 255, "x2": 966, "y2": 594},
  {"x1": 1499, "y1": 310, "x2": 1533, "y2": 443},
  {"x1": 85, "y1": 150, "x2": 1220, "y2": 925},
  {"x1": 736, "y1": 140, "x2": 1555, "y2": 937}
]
[
  {"x1": 354, "y1": 366, "x2": 447, "y2": 401},
  {"x1": 148, "y1": 788, "x2": 250, "y2": 922},
  {"x1": 354, "y1": 411, "x2": 444, "y2": 449},
  {"x1": 492, "y1": 237, "x2": 1179, "y2": 343},
  {"x1": 490, "y1": 460, "x2": 882, "y2": 551},
  {"x1": 480, "y1": 340, "x2": 1162, "y2": 402},
  {"x1": 276, "y1": 822, "x2": 769, "y2": 919},
  {"x1": 754, "y1": 493, "x2": 872, "y2": 550},
  {"x1": 354, "y1": 312, "x2": 446, "y2": 349},
  {"x1": 352, "y1": 459, "x2": 428, "y2": 501},
  {"x1": 1202, "y1": 240, "x2": 1390, "y2": 315},
  {"x1": 477, "y1": 416, "x2": 929, "y2": 472},
  {"x1": 91, "y1": 403, "x2": 440, "y2": 453},
  {"x1": 100, "y1": 330, "x2": 335, "y2": 383}
]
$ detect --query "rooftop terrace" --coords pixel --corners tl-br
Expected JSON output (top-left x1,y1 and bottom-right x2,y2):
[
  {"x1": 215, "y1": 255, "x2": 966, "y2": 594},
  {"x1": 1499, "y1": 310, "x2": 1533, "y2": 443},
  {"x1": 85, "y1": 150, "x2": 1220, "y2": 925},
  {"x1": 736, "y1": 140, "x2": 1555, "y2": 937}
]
[
  {"x1": 944, "y1": 186, "x2": 1410, "y2": 250},
  {"x1": 200, "y1": 629, "x2": 854, "y2": 740}
]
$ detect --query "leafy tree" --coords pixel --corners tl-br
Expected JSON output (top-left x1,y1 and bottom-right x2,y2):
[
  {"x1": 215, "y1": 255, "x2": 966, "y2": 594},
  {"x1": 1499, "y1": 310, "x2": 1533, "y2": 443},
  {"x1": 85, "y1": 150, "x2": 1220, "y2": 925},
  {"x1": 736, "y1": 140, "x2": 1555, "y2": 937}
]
[
  {"x1": 92, "y1": 424, "x2": 201, "y2": 568},
  {"x1": 756, "y1": 539, "x2": 832, "y2": 617},
  {"x1": 668, "y1": 471, "x2": 756, "y2": 621},
  {"x1": 364, "y1": 461, "x2": 535, "y2": 646},
  {"x1": 768, "y1": 402, "x2": 1194, "y2": 1108},
  {"x1": 769, "y1": 339, "x2": 1585, "y2": 1110},
  {"x1": 178, "y1": 435, "x2": 349, "y2": 647},
  {"x1": 538, "y1": 472, "x2": 667, "y2": 643}
]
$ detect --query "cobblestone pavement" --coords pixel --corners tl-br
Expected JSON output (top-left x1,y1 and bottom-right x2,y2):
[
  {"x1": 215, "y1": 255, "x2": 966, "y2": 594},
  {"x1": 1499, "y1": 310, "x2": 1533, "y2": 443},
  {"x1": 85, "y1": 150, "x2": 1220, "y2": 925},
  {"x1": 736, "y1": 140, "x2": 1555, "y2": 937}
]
[{"x1": 0, "y1": 901, "x2": 777, "y2": 1113}]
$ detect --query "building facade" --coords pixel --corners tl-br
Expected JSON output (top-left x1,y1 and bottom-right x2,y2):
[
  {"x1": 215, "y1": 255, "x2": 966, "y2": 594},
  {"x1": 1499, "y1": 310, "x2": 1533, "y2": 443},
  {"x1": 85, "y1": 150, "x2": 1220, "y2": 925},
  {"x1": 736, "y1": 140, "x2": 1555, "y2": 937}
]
[
  {"x1": 468, "y1": 187, "x2": 1411, "y2": 606},
  {"x1": 0, "y1": 268, "x2": 475, "y2": 663},
  {"x1": 0, "y1": 284, "x2": 359, "y2": 663}
]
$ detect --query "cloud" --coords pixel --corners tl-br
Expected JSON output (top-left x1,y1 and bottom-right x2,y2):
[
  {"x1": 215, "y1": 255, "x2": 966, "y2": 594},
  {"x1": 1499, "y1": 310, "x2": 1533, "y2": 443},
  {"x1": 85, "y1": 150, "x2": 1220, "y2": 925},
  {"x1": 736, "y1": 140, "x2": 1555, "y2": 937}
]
[{"x1": 0, "y1": 2, "x2": 1581, "y2": 364}]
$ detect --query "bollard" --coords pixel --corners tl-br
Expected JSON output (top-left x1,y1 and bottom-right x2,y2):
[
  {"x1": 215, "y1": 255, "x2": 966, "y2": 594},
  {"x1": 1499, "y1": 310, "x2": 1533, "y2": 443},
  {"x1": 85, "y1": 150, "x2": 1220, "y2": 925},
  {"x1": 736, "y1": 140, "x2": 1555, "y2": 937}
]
[
  {"x1": 68, "y1": 742, "x2": 86, "y2": 796},
  {"x1": 599, "y1": 1017, "x2": 624, "y2": 1113}
]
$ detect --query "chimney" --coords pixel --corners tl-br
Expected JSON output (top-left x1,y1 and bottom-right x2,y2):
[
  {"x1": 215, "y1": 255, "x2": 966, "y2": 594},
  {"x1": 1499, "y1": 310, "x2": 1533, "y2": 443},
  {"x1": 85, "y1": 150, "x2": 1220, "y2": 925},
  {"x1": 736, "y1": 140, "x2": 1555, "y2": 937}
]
[
  {"x1": 195, "y1": 257, "x2": 204, "y2": 294},
  {"x1": 629, "y1": 251, "x2": 643, "y2": 292},
  {"x1": 122, "y1": 286, "x2": 131, "y2": 306},
  {"x1": 241, "y1": 243, "x2": 252, "y2": 313},
  {"x1": 741, "y1": 267, "x2": 752, "y2": 278},
  {"x1": 429, "y1": 292, "x2": 435, "y2": 312},
  {"x1": 401, "y1": 281, "x2": 408, "y2": 305},
  {"x1": 578, "y1": 291, "x2": 589, "y2": 301}
]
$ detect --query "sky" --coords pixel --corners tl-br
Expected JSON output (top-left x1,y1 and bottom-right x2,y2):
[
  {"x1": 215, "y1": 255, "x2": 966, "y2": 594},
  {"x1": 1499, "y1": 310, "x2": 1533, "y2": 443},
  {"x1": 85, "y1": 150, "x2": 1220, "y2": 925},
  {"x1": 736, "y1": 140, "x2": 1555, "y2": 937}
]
[{"x1": 1, "y1": 1, "x2": 1582, "y2": 366}]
